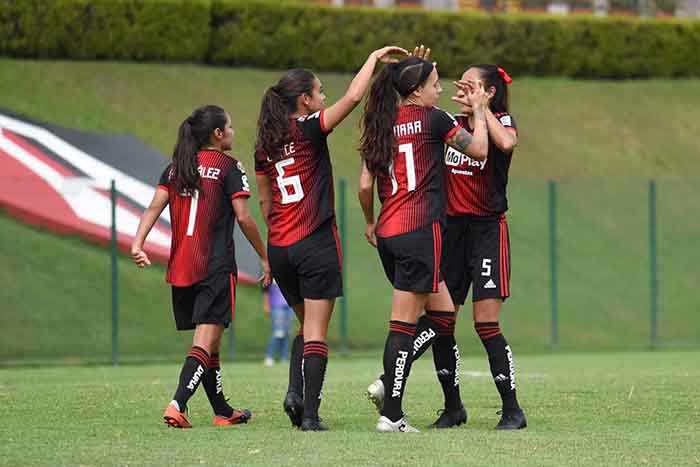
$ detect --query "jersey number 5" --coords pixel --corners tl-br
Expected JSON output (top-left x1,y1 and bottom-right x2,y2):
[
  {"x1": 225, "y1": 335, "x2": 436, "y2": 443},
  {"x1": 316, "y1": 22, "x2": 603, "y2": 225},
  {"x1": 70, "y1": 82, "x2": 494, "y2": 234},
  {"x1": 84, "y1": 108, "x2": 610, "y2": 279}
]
[
  {"x1": 275, "y1": 158, "x2": 304, "y2": 204},
  {"x1": 390, "y1": 143, "x2": 417, "y2": 195}
]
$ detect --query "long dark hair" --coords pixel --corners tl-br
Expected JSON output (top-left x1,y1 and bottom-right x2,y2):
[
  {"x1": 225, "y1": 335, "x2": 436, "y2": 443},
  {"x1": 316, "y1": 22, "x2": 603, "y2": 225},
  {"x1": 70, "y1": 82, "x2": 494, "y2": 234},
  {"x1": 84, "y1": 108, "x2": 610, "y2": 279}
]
[
  {"x1": 255, "y1": 69, "x2": 316, "y2": 161},
  {"x1": 172, "y1": 105, "x2": 227, "y2": 195},
  {"x1": 469, "y1": 64, "x2": 510, "y2": 114},
  {"x1": 360, "y1": 58, "x2": 433, "y2": 175}
]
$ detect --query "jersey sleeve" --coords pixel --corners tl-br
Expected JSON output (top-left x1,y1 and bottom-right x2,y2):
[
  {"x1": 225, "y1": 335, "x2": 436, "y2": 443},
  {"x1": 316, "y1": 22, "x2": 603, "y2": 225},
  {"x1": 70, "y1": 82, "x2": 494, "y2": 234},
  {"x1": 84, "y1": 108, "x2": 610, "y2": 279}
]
[
  {"x1": 157, "y1": 165, "x2": 171, "y2": 192},
  {"x1": 297, "y1": 110, "x2": 332, "y2": 146},
  {"x1": 430, "y1": 108, "x2": 461, "y2": 142},
  {"x1": 495, "y1": 112, "x2": 517, "y2": 133},
  {"x1": 224, "y1": 160, "x2": 252, "y2": 200}
]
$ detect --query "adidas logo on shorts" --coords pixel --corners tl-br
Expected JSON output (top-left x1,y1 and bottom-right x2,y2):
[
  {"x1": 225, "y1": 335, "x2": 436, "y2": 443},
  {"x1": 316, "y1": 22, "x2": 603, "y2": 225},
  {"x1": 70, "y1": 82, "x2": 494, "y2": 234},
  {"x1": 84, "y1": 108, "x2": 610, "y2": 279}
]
[{"x1": 484, "y1": 279, "x2": 497, "y2": 289}]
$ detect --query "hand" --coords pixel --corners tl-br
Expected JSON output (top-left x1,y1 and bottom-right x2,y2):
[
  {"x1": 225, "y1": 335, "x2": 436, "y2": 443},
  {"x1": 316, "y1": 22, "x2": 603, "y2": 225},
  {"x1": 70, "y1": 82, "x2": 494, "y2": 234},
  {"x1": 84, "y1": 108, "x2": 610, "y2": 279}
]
[
  {"x1": 365, "y1": 223, "x2": 377, "y2": 248},
  {"x1": 411, "y1": 44, "x2": 437, "y2": 67},
  {"x1": 373, "y1": 46, "x2": 409, "y2": 64},
  {"x1": 131, "y1": 245, "x2": 151, "y2": 268},
  {"x1": 259, "y1": 259, "x2": 272, "y2": 287},
  {"x1": 411, "y1": 44, "x2": 431, "y2": 61},
  {"x1": 452, "y1": 80, "x2": 488, "y2": 111}
]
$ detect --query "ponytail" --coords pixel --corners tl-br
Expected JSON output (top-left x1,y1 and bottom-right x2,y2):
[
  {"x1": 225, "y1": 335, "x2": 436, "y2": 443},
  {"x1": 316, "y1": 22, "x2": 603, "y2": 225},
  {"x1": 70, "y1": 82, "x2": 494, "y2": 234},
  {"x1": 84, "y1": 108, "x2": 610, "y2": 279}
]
[
  {"x1": 360, "y1": 65, "x2": 399, "y2": 175},
  {"x1": 255, "y1": 69, "x2": 316, "y2": 162},
  {"x1": 172, "y1": 105, "x2": 228, "y2": 195},
  {"x1": 255, "y1": 86, "x2": 291, "y2": 162}
]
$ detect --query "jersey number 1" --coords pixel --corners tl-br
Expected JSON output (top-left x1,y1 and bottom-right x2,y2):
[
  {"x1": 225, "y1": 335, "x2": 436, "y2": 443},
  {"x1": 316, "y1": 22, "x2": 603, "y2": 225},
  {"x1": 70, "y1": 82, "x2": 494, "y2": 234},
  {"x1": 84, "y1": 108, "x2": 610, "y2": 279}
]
[
  {"x1": 186, "y1": 191, "x2": 199, "y2": 237},
  {"x1": 276, "y1": 158, "x2": 304, "y2": 204},
  {"x1": 390, "y1": 143, "x2": 416, "y2": 195}
]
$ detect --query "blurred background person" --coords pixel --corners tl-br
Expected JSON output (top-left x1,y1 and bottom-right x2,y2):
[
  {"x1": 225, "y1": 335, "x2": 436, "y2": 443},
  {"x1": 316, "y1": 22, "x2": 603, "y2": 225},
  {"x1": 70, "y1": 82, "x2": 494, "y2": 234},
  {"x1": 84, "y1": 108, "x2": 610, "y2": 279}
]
[{"x1": 263, "y1": 280, "x2": 294, "y2": 366}]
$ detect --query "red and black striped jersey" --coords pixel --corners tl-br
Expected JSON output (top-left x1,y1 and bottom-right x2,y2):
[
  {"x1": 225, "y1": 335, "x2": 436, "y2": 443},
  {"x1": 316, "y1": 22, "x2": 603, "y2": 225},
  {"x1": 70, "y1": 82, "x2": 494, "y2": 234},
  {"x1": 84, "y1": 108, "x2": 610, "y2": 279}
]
[
  {"x1": 157, "y1": 150, "x2": 251, "y2": 287},
  {"x1": 254, "y1": 110, "x2": 335, "y2": 247},
  {"x1": 375, "y1": 105, "x2": 460, "y2": 238},
  {"x1": 444, "y1": 113, "x2": 517, "y2": 217}
]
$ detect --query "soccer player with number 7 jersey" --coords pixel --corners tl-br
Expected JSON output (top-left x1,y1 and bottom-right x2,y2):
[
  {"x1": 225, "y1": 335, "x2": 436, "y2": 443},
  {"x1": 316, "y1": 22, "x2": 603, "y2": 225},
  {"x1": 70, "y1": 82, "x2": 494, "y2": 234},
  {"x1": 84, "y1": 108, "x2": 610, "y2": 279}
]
[
  {"x1": 131, "y1": 105, "x2": 272, "y2": 429},
  {"x1": 358, "y1": 54, "x2": 489, "y2": 432},
  {"x1": 254, "y1": 46, "x2": 408, "y2": 431}
]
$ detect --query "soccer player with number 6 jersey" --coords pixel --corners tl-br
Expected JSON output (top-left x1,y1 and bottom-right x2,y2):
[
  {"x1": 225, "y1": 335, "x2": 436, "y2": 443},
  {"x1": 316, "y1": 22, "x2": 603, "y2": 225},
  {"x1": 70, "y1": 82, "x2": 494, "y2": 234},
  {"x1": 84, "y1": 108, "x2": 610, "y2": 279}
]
[
  {"x1": 131, "y1": 105, "x2": 272, "y2": 429},
  {"x1": 254, "y1": 46, "x2": 408, "y2": 431},
  {"x1": 443, "y1": 65, "x2": 527, "y2": 430},
  {"x1": 358, "y1": 53, "x2": 489, "y2": 432}
]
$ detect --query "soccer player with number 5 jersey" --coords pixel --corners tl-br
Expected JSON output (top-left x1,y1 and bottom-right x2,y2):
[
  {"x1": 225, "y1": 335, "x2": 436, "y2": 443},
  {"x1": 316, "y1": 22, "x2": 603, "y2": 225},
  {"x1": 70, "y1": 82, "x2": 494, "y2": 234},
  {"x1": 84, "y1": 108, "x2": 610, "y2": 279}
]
[
  {"x1": 358, "y1": 51, "x2": 489, "y2": 432},
  {"x1": 254, "y1": 46, "x2": 408, "y2": 431},
  {"x1": 442, "y1": 65, "x2": 527, "y2": 430},
  {"x1": 131, "y1": 105, "x2": 272, "y2": 429}
]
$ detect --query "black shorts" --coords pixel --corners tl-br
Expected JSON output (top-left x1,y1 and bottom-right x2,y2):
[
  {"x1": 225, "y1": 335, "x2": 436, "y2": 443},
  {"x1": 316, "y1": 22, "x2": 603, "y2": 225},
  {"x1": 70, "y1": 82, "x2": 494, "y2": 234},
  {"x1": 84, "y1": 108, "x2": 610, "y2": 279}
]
[
  {"x1": 268, "y1": 221, "x2": 343, "y2": 306},
  {"x1": 171, "y1": 271, "x2": 237, "y2": 331},
  {"x1": 377, "y1": 221, "x2": 442, "y2": 294},
  {"x1": 442, "y1": 215, "x2": 511, "y2": 305}
]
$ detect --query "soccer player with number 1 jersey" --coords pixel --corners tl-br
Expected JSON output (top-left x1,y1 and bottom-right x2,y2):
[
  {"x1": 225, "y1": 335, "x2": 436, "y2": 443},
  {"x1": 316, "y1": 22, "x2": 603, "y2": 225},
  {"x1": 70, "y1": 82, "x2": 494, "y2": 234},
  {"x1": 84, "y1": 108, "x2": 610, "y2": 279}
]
[{"x1": 131, "y1": 105, "x2": 272, "y2": 428}]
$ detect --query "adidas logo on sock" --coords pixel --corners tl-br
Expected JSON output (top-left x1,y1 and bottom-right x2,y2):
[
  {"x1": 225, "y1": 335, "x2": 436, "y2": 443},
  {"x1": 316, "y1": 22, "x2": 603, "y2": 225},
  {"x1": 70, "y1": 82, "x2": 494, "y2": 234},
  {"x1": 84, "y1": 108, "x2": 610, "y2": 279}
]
[
  {"x1": 484, "y1": 279, "x2": 497, "y2": 289},
  {"x1": 494, "y1": 373, "x2": 508, "y2": 382}
]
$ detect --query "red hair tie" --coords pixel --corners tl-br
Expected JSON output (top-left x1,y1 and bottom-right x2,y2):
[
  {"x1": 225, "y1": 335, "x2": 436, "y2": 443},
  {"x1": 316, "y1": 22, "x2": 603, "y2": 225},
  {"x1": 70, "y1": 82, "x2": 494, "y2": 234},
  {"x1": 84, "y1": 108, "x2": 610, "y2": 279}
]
[{"x1": 497, "y1": 67, "x2": 513, "y2": 85}]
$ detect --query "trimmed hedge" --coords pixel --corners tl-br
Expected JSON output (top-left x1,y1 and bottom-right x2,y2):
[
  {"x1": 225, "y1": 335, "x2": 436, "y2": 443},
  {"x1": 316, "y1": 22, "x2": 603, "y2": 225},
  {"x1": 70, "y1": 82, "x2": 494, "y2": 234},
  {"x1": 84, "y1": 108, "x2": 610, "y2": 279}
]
[
  {"x1": 0, "y1": 0, "x2": 210, "y2": 60},
  {"x1": 210, "y1": 1, "x2": 700, "y2": 78},
  {"x1": 1, "y1": 0, "x2": 699, "y2": 78}
]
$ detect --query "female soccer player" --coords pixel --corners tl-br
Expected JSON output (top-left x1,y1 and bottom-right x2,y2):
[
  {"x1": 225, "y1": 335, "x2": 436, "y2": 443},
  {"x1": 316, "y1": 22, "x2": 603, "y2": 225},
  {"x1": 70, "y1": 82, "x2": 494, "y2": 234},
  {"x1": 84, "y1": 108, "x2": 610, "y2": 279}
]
[
  {"x1": 358, "y1": 55, "x2": 489, "y2": 432},
  {"x1": 131, "y1": 105, "x2": 272, "y2": 429},
  {"x1": 441, "y1": 64, "x2": 527, "y2": 430},
  {"x1": 254, "y1": 46, "x2": 408, "y2": 431}
]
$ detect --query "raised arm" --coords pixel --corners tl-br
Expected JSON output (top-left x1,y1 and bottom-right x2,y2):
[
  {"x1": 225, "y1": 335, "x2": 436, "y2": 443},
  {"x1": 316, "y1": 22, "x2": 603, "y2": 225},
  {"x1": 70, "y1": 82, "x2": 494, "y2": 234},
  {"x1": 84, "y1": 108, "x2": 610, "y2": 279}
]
[
  {"x1": 322, "y1": 46, "x2": 408, "y2": 131},
  {"x1": 485, "y1": 108, "x2": 518, "y2": 153},
  {"x1": 131, "y1": 188, "x2": 169, "y2": 267},
  {"x1": 358, "y1": 160, "x2": 378, "y2": 247},
  {"x1": 232, "y1": 197, "x2": 272, "y2": 287}
]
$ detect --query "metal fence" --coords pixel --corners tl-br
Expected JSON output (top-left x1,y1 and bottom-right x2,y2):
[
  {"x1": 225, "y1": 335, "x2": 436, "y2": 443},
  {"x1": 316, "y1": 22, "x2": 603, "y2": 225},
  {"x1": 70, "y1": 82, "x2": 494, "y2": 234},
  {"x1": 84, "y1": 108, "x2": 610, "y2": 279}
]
[{"x1": 1, "y1": 176, "x2": 698, "y2": 364}]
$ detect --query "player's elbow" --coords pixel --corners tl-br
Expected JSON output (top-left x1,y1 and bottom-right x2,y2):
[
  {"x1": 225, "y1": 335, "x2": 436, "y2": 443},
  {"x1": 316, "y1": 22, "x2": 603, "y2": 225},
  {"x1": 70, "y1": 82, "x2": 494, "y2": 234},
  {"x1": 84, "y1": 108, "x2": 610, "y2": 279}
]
[
  {"x1": 237, "y1": 213, "x2": 255, "y2": 228},
  {"x1": 498, "y1": 137, "x2": 517, "y2": 153}
]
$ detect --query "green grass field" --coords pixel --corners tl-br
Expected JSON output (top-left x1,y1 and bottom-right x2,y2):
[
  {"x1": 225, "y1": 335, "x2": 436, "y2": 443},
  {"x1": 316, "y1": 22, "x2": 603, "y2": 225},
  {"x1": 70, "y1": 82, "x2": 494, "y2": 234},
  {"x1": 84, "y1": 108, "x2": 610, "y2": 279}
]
[
  {"x1": 1, "y1": 59, "x2": 699, "y2": 362},
  {"x1": 2, "y1": 351, "x2": 699, "y2": 466}
]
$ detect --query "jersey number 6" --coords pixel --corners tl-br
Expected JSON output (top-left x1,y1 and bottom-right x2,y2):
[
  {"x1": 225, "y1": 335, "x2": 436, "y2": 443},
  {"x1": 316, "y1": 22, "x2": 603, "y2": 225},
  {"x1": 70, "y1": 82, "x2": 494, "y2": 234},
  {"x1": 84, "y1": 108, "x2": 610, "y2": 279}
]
[
  {"x1": 275, "y1": 158, "x2": 304, "y2": 204},
  {"x1": 390, "y1": 143, "x2": 417, "y2": 195}
]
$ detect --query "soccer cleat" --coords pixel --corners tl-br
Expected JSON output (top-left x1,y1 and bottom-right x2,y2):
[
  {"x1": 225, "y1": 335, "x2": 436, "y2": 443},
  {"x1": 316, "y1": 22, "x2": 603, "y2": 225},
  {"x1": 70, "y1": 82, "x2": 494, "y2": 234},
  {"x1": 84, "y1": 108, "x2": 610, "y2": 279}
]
[
  {"x1": 376, "y1": 416, "x2": 420, "y2": 433},
  {"x1": 300, "y1": 417, "x2": 329, "y2": 431},
  {"x1": 163, "y1": 402, "x2": 191, "y2": 428},
  {"x1": 213, "y1": 408, "x2": 252, "y2": 426},
  {"x1": 429, "y1": 405, "x2": 468, "y2": 429},
  {"x1": 495, "y1": 409, "x2": 527, "y2": 430},
  {"x1": 283, "y1": 392, "x2": 304, "y2": 428},
  {"x1": 366, "y1": 377, "x2": 385, "y2": 413}
]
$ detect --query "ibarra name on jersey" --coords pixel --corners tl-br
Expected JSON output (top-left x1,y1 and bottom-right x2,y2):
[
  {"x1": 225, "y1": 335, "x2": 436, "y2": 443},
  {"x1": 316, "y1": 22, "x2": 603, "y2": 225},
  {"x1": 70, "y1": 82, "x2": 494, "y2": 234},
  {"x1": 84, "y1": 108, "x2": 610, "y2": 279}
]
[{"x1": 393, "y1": 120, "x2": 422, "y2": 138}]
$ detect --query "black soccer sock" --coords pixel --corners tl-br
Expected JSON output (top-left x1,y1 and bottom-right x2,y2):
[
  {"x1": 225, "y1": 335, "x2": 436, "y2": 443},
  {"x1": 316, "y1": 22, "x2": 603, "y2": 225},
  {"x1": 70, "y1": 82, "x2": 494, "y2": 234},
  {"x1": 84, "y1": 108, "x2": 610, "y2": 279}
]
[
  {"x1": 432, "y1": 334, "x2": 463, "y2": 410},
  {"x1": 475, "y1": 322, "x2": 520, "y2": 413},
  {"x1": 382, "y1": 320, "x2": 416, "y2": 422},
  {"x1": 411, "y1": 315, "x2": 437, "y2": 361},
  {"x1": 173, "y1": 346, "x2": 210, "y2": 412},
  {"x1": 379, "y1": 311, "x2": 455, "y2": 385},
  {"x1": 202, "y1": 353, "x2": 234, "y2": 418},
  {"x1": 287, "y1": 329, "x2": 304, "y2": 396},
  {"x1": 302, "y1": 341, "x2": 328, "y2": 420}
]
